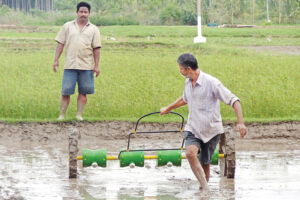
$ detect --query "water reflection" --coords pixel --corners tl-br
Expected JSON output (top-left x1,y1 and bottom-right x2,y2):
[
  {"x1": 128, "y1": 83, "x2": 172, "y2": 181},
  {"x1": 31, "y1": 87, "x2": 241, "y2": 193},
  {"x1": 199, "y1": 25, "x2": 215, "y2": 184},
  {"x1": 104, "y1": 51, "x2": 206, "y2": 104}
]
[
  {"x1": 235, "y1": 150, "x2": 300, "y2": 200},
  {"x1": 0, "y1": 144, "x2": 300, "y2": 199},
  {"x1": 78, "y1": 159, "x2": 232, "y2": 199}
]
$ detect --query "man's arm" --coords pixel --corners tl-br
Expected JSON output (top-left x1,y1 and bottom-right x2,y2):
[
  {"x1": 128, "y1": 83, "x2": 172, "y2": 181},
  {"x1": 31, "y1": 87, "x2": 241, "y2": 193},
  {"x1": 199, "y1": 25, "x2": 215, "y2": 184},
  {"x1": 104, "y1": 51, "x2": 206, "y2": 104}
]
[
  {"x1": 92, "y1": 47, "x2": 100, "y2": 77},
  {"x1": 53, "y1": 43, "x2": 64, "y2": 72},
  {"x1": 232, "y1": 100, "x2": 247, "y2": 138},
  {"x1": 160, "y1": 97, "x2": 187, "y2": 115}
]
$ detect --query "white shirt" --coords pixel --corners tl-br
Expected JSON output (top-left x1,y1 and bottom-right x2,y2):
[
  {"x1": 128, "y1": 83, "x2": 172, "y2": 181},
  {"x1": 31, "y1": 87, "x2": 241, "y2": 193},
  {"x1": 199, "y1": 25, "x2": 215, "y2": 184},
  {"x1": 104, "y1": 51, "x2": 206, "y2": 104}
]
[{"x1": 182, "y1": 71, "x2": 239, "y2": 143}]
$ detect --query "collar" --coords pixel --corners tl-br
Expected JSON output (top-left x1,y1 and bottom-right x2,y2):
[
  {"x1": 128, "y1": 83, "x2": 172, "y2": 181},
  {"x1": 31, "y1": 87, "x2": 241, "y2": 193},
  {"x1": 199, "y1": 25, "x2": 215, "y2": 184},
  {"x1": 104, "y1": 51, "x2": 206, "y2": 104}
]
[
  {"x1": 189, "y1": 70, "x2": 203, "y2": 86},
  {"x1": 73, "y1": 19, "x2": 91, "y2": 26},
  {"x1": 196, "y1": 70, "x2": 203, "y2": 86}
]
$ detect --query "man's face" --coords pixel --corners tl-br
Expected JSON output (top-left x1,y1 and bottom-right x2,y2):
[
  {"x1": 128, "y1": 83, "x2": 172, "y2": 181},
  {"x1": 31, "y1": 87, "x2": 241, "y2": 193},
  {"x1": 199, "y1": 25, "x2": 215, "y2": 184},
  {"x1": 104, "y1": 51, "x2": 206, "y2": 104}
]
[
  {"x1": 77, "y1": 7, "x2": 90, "y2": 21},
  {"x1": 178, "y1": 64, "x2": 191, "y2": 78}
]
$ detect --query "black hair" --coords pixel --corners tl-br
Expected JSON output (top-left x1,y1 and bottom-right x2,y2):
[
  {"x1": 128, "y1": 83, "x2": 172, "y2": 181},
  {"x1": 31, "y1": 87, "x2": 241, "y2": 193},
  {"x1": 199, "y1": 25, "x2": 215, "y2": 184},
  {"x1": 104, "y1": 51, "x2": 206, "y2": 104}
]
[
  {"x1": 177, "y1": 53, "x2": 198, "y2": 70},
  {"x1": 77, "y1": 2, "x2": 91, "y2": 12}
]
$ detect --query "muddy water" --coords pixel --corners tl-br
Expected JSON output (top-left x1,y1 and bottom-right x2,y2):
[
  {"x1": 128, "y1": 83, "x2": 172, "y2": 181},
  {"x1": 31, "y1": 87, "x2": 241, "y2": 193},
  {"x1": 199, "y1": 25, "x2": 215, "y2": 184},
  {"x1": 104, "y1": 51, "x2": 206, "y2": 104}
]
[
  {"x1": 235, "y1": 150, "x2": 300, "y2": 200},
  {"x1": 0, "y1": 122, "x2": 300, "y2": 199},
  {"x1": 1, "y1": 141, "x2": 300, "y2": 199}
]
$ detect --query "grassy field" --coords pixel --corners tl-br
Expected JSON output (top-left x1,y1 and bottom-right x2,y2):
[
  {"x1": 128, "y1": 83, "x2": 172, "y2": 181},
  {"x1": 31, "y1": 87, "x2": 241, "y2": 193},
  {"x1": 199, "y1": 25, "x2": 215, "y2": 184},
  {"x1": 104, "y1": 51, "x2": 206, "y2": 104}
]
[{"x1": 0, "y1": 25, "x2": 299, "y2": 122}]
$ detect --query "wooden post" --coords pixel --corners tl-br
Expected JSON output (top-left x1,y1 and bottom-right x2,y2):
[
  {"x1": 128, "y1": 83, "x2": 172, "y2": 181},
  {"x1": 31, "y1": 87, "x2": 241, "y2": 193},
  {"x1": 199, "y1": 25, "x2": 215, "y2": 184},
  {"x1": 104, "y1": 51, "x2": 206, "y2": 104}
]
[
  {"x1": 219, "y1": 127, "x2": 236, "y2": 178},
  {"x1": 219, "y1": 133, "x2": 227, "y2": 177},
  {"x1": 69, "y1": 128, "x2": 80, "y2": 179},
  {"x1": 226, "y1": 128, "x2": 236, "y2": 178}
]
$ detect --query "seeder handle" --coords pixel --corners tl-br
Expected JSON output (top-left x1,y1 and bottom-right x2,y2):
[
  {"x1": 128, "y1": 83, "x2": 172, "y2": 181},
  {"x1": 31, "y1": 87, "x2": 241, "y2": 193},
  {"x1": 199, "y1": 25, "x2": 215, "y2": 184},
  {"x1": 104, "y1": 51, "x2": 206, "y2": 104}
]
[
  {"x1": 125, "y1": 111, "x2": 185, "y2": 152},
  {"x1": 134, "y1": 111, "x2": 184, "y2": 133}
]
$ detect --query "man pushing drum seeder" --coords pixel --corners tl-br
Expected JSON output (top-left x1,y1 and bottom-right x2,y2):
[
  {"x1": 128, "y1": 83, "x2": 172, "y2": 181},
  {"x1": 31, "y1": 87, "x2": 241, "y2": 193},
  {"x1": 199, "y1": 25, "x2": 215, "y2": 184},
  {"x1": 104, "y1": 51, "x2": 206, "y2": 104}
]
[{"x1": 69, "y1": 53, "x2": 247, "y2": 191}]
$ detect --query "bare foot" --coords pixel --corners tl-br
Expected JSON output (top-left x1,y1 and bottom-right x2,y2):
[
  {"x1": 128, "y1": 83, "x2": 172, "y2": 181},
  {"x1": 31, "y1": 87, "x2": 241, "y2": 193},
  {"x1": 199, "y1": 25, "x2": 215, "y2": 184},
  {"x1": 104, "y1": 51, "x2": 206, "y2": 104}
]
[
  {"x1": 199, "y1": 185, "x2": 209, "y2": 191},
  {"x1": 57, "y1": 115, "x2": 64, "y2": 120},
  {"x1": 76, "y1": 115, "x2": 83, "y2": 121}
]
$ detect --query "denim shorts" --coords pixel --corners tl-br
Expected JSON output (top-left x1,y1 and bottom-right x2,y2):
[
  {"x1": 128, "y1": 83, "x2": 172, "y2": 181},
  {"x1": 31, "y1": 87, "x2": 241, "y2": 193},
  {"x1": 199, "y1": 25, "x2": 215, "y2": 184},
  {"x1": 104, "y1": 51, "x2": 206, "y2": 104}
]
[
  {"x1": 184, "y1": 131, "x2": 221, "y2": 164},
  {"x1": 62, "y1": 69, "x2": 94, "y2": 95}
]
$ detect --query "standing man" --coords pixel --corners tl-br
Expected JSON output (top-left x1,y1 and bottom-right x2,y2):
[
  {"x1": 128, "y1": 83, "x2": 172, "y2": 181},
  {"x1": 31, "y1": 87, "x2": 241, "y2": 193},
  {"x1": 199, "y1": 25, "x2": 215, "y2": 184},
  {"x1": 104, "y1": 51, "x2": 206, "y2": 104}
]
[
  {"x1": 53, "y1": 2, "x2": 101, "y2": 120},
  {"x1": 160, "y1": 53, "x2": 247, "y2": 189}
]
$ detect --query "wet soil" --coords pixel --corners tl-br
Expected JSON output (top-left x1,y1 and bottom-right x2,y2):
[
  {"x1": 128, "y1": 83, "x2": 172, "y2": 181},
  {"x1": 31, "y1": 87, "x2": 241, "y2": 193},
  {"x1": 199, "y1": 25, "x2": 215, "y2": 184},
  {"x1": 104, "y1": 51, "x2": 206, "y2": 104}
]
[
  {"x1": 1, "y1": 121, "x2": 299, "y2": 144},
  {"x1": 0, "y1": 121, "x2": 300, "y2": 199}
]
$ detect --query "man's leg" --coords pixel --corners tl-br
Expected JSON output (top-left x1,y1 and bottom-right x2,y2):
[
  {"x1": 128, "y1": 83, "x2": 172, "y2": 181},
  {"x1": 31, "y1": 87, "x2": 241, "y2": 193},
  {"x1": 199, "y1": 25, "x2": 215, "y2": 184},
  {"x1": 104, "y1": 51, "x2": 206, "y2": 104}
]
[
  {"x1": 58, "y1": 69, "x2": 76, "y2": 120},
  {"x1": 58, "y1": 95, "x2": 70, "y2": 120},
  {"x1": 198, "y1": 134, "x2": 221, "y2": 182},
  {"x1": 186, "y1": 145, "x2": 209, "y2": 190},
  {"x1": 76, "y1": 93, "x2": 87, "y2": 121},
  {"x1": 201, "y1": 163, "x2": 210, "y2": 182},
  {"x1": 77, "y1": 70, "x2": 94, "y2": 121}
]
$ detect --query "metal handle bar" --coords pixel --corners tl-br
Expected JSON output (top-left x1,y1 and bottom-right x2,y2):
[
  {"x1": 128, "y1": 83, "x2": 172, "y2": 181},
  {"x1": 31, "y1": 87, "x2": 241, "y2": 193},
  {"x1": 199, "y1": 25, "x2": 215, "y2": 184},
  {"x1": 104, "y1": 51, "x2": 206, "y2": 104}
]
[
  {"x1": 123, "y1": 112, "x2": 185, "y2": 154},
  {"x1": 126, "y1": 130, "x2": 185, "y2": 151},
  {"x1": 134, "y1": 111, "x2": 184, "y2": 133}
]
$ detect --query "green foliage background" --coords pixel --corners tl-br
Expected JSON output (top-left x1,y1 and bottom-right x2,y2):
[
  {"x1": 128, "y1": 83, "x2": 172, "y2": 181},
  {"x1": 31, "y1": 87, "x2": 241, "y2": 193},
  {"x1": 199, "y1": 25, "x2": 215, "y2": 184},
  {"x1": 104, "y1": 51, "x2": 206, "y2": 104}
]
[
  {"x1": 0, "y1": 25, "x2": 299, "y2": 122},
  {"x1": 1, "y1": 0, "x2": 300, "y2": 25}
]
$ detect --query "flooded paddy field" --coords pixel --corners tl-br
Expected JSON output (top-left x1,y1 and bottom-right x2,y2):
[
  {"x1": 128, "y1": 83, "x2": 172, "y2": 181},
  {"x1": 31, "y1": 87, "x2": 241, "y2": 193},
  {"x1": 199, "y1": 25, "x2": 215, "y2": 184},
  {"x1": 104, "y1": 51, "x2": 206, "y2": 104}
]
[{"x1": 0, "y1": 121, "x2": 300, "y2": 200}]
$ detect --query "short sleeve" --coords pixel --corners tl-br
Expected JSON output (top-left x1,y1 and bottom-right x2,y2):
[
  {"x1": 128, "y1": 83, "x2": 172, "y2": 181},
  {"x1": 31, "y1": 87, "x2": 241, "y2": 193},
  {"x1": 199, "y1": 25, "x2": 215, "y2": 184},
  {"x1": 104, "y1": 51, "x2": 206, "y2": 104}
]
[
  {"x1": 213, "y1": 81, "x2": 240, "y2": 107},
  {"x1": 92, "y1": 26, "x2": 101, "y2": 48},
  {"x1": 182, "y1": 89, "x2": 187, "y2": 103},
  {"x1": 182, "y1": 79, "x2": 189, "y2": 103},
  {"x1": 55, "y1": 23, "x2": 67, "y2": 44}
]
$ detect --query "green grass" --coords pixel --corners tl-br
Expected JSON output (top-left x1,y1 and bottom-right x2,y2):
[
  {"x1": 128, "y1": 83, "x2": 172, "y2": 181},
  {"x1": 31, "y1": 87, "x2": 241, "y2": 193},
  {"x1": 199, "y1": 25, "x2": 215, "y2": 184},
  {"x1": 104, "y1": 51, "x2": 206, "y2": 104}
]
[{"x1": 0, "y1": 25, "x2": 299, "y2": 122}]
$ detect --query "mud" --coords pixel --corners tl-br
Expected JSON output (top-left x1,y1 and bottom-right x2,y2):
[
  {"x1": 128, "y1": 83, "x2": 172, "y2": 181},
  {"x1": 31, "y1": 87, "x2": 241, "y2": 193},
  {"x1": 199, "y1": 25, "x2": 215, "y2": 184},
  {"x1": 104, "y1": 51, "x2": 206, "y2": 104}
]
[{"x1": 0, "y1": 121, "x2": 300, "y2": 199}]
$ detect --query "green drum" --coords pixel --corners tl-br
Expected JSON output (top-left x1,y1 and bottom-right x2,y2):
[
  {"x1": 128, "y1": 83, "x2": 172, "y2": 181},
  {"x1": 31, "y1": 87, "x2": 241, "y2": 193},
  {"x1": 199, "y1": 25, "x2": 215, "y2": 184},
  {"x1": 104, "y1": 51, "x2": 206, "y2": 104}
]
[
  {"x1": 157, "y1": 150, "x2": 182, "y2": 167},
  {"x1": 120, "y1": 151, "x2": 144, "y2": 167},
  {"x1": 211, "y1": 148, "x2": 219, "y2": 165},
  {"x1": 82, "y1": 149, "x2": 107, "y2": 167}
]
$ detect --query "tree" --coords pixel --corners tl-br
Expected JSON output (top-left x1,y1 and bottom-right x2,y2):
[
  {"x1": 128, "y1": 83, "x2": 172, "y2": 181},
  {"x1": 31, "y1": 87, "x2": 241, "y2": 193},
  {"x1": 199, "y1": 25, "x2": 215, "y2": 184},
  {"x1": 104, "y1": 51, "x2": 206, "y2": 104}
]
[
  {"x1": 1, "y1": 0, "x2": 300, "y2": 25},
  {"x1": 159, "y1": 3, "x2": 182, "y2": 25},
  {"x1": 0, "y1": 0, "x2": 54, "y2": 13}
]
